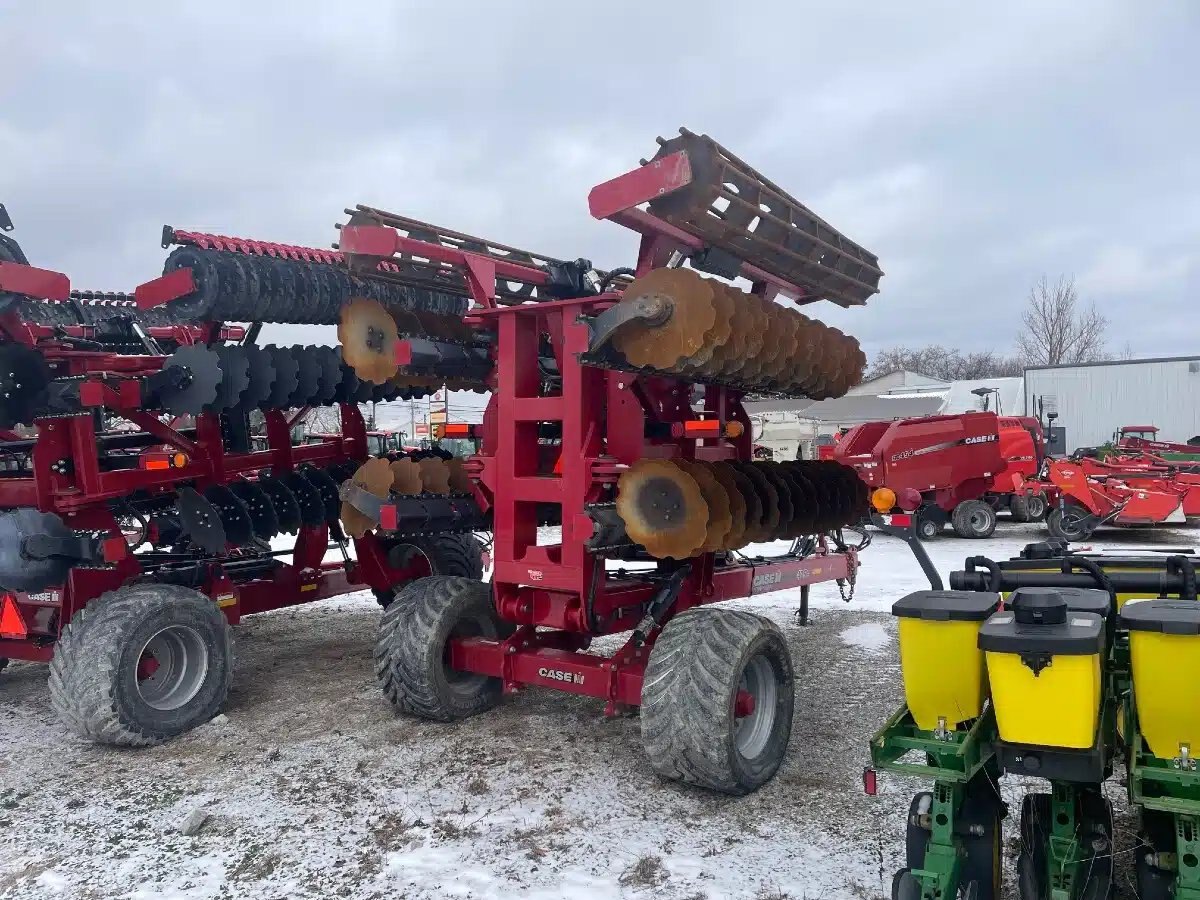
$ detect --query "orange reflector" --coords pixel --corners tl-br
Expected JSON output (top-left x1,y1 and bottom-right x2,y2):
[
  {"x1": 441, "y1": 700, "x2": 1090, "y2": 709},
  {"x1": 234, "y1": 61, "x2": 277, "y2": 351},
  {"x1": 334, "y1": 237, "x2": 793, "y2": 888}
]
[
  {"x1": 172, "y1": 453, "x2": 188, "y2": 468},
  {"x1": 725, "y1": 421, "x2": 745, "y2": 438},
  {"x1": 684, "y1": 420, "x2": 721, "y2": 437},
  {"x1": 871, "y1": 487, "x2": 897, "y2": 513},
  {"x1": 0, "y1": 594, "x2": 28, "y2": 640}
]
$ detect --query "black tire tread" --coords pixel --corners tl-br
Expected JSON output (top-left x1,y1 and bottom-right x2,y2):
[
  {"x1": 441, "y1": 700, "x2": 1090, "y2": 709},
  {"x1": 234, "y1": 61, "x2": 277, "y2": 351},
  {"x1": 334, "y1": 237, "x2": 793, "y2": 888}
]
[
  {"x1": 952, "y1": 499, "x2": 998, "y2": 539},
  {"x1": 640, "y1": 607, "x2": 793, "y2": 795},
  {"x1": 47, "y1": 583, "x2": 233, "y2": 746},
  {"x1": 374, "y1": 533, "x2": 484, "y2": 608},
  {"x1": 373, "y1": 575, "x2": 501, "y2": 722}
]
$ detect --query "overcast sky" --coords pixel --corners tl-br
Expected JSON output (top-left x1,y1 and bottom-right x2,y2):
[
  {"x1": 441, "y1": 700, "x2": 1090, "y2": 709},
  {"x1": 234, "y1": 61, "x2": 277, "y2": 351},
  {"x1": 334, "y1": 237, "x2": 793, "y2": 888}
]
[{"x1": 3, "y1": 1, "x2": 1196, "y2": 363}]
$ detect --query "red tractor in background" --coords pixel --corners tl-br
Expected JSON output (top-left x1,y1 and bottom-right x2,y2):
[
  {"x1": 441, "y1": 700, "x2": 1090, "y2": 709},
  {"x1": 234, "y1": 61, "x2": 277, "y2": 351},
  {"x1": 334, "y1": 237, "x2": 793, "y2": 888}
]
[{"x1": 834, "y1": 411, "x2": 1046, "y2": 539}]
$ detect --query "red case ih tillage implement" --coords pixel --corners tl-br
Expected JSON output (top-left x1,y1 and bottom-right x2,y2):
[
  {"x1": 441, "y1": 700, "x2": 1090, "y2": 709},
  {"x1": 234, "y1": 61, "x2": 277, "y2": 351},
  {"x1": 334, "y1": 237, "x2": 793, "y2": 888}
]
[
  {"x1": 2, "y1": 130, "x2": 881, "y2": 794},
  {"x1": 0, "y1": 210, "x2": 486, "y2": 745}
]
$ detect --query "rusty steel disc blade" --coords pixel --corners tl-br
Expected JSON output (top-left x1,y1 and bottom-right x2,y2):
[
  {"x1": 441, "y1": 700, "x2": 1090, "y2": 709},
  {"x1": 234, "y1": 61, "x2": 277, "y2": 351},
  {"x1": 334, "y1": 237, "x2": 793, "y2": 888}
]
[
  {"x1": 725, "y1": 466, "x2": 763, "y2": 549},
  {"x1": 418, "y1": 457, "x2": 451, "y2": 495},
  {"x1": 389, "y1": 458, "x2": 423, "y2": 494},
  {"x1": 611, "y1": 268, "x2": 717, "y2": 371},
  {"x1": 341, "y1": 457, "x2": 394, "y2": 539},
  {"x1": 682, "y1": 279, "x2": 735, "y2": 375},
  {"x1": 707, "y1": 462, "x2": 748, "y2": 550},
  {"x1": 338, "y1": 297, "x2": 399, "y2": 384},
  {"x1": 711, "y1": 284, "x2": 750, "y2": 376},
  {"x1": 677, "y1": 460, "x2": 733, "y2": 553},
  {"x1": 446, "y1": 458, "x2": 472, "y2": 493},
  {"x1": 615, "y1": 459, "x2": 709, "y2": 560}
]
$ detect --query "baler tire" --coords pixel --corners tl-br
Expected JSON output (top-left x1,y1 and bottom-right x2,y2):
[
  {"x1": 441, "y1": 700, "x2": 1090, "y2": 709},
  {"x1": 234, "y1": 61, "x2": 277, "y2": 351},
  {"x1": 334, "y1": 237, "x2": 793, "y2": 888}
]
[
  {"x1": 915, "y1": 512, "x2": 942, "y2": 541},
  {"x1": 1009, "y1": 494, "x2": 1031, "y2": 522},
  {"x1": 952, "y1": 500, "x2": 998, "y2": 539},
  {"x1": 48, "y1": 584, "x2": 233, "y2": 746},
  {"x1": 640, "y1": 607, "x2": 794, "y2": 795},
  {"x1": 373, "y1": 533, "x2": 485, "y2": 608},
  {"x1": 1025, "y1": 492, "x2": 1048, "y2": 522},
  {"x1": 374, "y1": 575, "x2": 504, "y2": 722},
  {"x1": 0, "y1": 658, "x2": 7, "y2": 677}
]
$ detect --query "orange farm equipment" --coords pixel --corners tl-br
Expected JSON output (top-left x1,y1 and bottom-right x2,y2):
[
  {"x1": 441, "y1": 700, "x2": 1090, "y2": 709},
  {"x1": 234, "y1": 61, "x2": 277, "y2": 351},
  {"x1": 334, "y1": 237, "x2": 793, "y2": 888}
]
[{"x1": 1036, "y1": 456, "x2": 1198, "y2": 541}]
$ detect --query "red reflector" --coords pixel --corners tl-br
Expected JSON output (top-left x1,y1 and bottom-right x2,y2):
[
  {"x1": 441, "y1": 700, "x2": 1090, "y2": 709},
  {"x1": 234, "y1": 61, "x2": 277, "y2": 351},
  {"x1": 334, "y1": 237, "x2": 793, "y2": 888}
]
[
  {"x1": 890, "y1": 513, "x2": 913, "y2": 527},
  {"x1": 102, "y1": 536, "x2": 128, "y2": 563},
  {"x1": 684, "y1": 420, "x2": 721, "y2": 436},
  {"x1": 862, "y1": 766, "x2": 878, "y2": 796},
  {"x1": 379, "y1": 503, "x2": 398, "y2": 531},
  {"x1": 0, "y1": 595, "x2": 29, "y2": 640}
]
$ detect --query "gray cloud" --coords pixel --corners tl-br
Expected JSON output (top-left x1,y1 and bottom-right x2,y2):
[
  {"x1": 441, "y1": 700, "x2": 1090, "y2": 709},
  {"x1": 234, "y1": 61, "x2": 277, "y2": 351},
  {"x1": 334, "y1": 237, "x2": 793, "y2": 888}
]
[{"x1": 2, "y1": 1, "x2": 1195, "y2": 358}]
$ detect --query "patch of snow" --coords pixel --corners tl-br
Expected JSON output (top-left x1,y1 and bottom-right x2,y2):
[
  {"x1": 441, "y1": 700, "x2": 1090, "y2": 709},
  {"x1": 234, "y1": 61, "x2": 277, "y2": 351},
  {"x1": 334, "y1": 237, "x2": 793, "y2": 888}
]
[{"x1": 840, "y1": 621, "x2": 891, "y2": 652}]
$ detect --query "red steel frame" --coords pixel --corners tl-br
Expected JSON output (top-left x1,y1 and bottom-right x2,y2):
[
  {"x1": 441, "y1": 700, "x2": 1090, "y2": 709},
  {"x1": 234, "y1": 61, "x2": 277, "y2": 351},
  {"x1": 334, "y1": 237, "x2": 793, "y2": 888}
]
[
  {"x1": 0, "y1": 261, "x2": 428, "y2": 665},
  {"x1": 343, "y1": 169, "x2": 860, "y2": 715}
]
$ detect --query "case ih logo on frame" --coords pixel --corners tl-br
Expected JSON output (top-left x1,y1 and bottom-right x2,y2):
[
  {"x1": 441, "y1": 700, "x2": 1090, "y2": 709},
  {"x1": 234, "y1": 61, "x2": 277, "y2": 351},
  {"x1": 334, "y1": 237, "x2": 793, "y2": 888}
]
[{"x1": 538, "y1": 667, "x2": 584, "y2": 685}]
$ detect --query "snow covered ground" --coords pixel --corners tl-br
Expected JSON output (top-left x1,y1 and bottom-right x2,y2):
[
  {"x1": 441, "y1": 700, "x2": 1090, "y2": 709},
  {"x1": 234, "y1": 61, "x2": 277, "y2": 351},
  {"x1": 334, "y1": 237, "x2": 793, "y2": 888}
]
[{"x1": 1, "y1": 521, "x2": 1195, "y2": 899}]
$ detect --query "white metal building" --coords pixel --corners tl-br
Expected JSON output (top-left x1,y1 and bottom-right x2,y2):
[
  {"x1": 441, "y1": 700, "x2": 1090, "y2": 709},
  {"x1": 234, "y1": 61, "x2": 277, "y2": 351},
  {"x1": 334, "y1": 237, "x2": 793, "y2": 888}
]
[{"x1": 1024, "y1": 356, "x2": 1200, "y2": 451}]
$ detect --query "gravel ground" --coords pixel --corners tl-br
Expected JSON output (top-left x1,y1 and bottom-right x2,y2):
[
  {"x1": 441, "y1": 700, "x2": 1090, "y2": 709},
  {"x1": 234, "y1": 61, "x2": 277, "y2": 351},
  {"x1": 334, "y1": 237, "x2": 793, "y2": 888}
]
[{"x1": 1, "y1": 520, "x2": 1195, "y2": 899}]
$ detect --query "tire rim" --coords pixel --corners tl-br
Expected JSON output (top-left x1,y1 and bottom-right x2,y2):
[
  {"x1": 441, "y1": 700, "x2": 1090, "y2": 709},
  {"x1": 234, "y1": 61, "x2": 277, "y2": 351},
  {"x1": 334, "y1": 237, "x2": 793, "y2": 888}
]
[
  {"x1": 135, "y1": 625, "x2": 209, "y2": 711},
  {"x1": 1060, "y1": 511, "x2": 1090, "y2": 538},
  {"x1": 969, "y1": 509, "x2": 991, "y2": 531},
  {"x1": 734, "y1": 654, "x2": 778, "y2": 759},
  {"x1": 1028, "y1": 496, "x2": 1047, "y2": 518}
]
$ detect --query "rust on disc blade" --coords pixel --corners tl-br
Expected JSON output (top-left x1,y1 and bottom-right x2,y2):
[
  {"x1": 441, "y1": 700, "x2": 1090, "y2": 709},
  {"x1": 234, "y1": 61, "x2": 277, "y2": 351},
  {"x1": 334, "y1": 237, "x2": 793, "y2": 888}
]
[
  {"x1": 338, "y1": 297, "x2": 399, "y2": 384},
  {"x1": 676, "y1": 460, "x2": 733, "y2": 552},
  {"x1": 418, "y1": 458, "x2": 452, "y2": 495},
  {"x1": 684, "y1": 278, "x2": 734, "y2": 375},
  {"x1": 707, "y1": 462, "x2": 748, "y2": 550},
  {"x1": 341, "y1": 457, "x2": 394, "y2": 539},
  {"x1": 726, "y1": 466, "x2": 764, "y2": 549},
  {"x1": 611, "y1": 268, "x2": 717, "y2": 371},
  {"x1": 446, "y1": 458, "x2": 472, "y2": 493},
  {"x1": 390, "y1": 458, "x2": 423, "y2": 494},
  {"x1": 615, "y1": 459, "x2": 708, "y2": 560},
  {"x1": 706, "y1": 283, "x2": 748, "y2": 377}
]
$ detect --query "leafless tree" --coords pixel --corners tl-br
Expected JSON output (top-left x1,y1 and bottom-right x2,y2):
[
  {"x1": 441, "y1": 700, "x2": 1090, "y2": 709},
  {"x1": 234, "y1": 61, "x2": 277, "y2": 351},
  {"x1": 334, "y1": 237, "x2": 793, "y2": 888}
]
[
  {"x1": 868, "y1": 344, "x2": 1024, "y2": 381},
  {"x1": 1015, "y1": 275, "x2": 1107, "y2": 366}
]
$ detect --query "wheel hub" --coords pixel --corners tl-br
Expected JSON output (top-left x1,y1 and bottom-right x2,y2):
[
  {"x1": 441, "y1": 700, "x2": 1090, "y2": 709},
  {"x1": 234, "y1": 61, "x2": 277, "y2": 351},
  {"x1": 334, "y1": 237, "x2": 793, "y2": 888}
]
[
  {"x1": 734, "y1": 654, "x2": 777, "y2": 759},
  {"x1": 135, "y1": 625, "x2": 209, "y2": 711}
]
